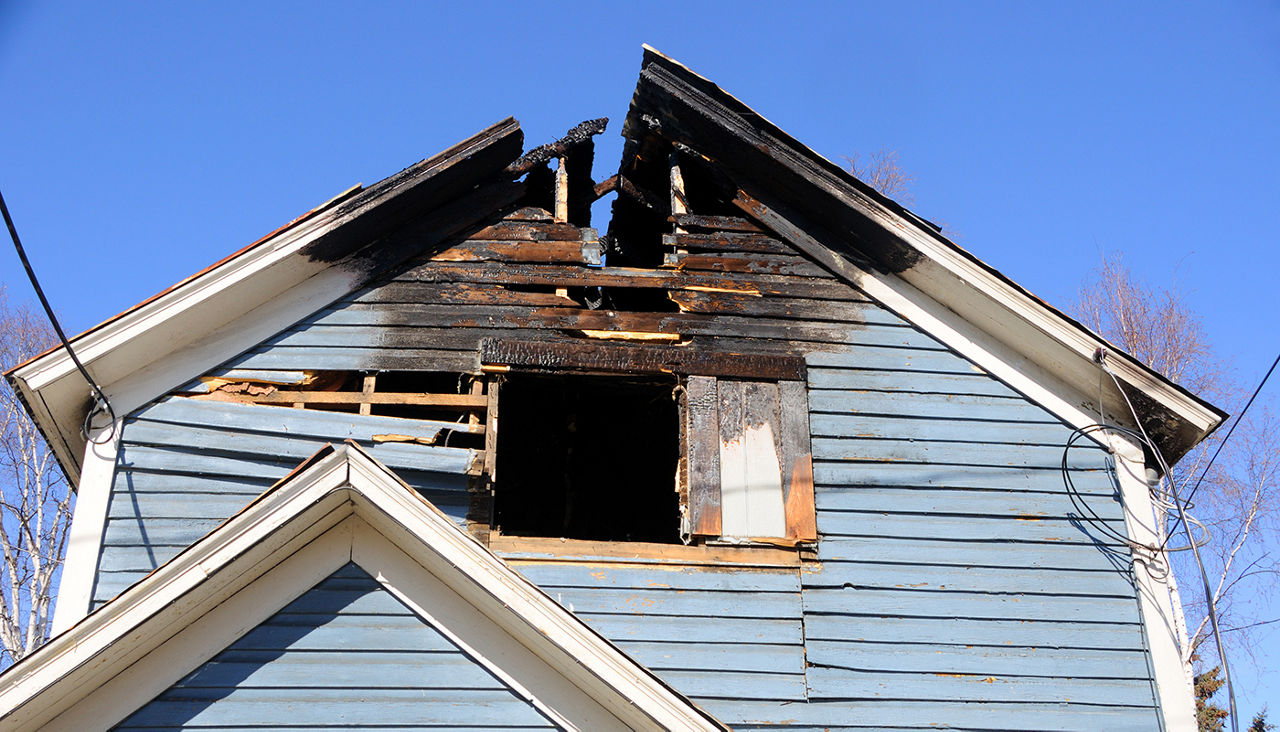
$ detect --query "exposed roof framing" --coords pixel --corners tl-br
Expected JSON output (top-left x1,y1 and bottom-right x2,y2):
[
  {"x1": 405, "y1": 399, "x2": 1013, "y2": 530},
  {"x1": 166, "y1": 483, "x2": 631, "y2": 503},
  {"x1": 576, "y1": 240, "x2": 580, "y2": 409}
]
[
  {"x1": 0, "y1": 443, "x2": 728, "y2": 731},
  {"x1": 622, "y1": 46, "x2": 1225, "y2": 463}
]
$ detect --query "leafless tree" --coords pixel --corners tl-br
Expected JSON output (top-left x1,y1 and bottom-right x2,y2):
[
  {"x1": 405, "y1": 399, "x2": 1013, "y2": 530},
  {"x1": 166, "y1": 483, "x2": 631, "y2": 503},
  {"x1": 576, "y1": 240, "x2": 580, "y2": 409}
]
[
  {"x1": 845, "y1": 148, "x2": 916, "y2": 205},
  {"x1": 0, "y1": 291, "x2": 70, "y2": 666},
  {"x1": 1076, "y1": 254, "x2": 1279, "y2": 673}
]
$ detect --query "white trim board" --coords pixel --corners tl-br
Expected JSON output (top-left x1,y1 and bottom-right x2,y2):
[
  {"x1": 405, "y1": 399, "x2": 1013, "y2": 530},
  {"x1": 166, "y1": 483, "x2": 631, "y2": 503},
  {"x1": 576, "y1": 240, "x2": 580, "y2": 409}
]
[
  {"x1": 7, "y1": 119, "x2": 522, "y2": 483},
  {"x1": 50, "y1": 419, "x2": 121, "y2": 635},
  {"x1": 0, "y1": 443, "x2": 727, "y2": 732}
]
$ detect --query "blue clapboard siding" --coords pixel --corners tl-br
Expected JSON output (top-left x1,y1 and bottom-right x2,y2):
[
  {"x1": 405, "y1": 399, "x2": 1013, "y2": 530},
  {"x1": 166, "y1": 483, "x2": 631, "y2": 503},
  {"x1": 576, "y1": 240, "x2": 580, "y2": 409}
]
[
  {"x1": 512, "y1": 561, "x2": 806, "y2": 703},
  {"x1": 795, "y1": 338, "x2": 1162, "y2": 730},
  {"x1": 114, "y1": 563, "x2": 555, "y2": 730},
  {"x1": 87, "y1": 216, "x2": 1168, "y2": 730},
  {"x1": 93, "y1": 396, "x2": 475, "y2": 606}
]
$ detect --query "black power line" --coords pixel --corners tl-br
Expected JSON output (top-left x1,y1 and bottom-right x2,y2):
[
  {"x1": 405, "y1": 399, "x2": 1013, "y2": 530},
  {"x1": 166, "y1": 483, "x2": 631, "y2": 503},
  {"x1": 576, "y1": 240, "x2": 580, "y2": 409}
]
[{"x1": 0, "y1": 187, "x2": 116, "y2": 441}]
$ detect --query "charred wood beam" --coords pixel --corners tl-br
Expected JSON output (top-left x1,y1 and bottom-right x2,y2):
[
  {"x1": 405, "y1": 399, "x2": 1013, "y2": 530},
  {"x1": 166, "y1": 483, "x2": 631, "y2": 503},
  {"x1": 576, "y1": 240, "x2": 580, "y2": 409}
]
[
  {"x1": 631, "y1": 62, "x2": 926, "y2": 273},
  {"x1": 594, "y1": 169, "x2": 665, "y2": 213},
  {"x1": 669, "y1": 214, "x2": 763, "y2": 233},
  {"x1": 592, "y1": 174, "x2": 619, "y2": 200},
  {"x1": 338, "y1": 177, "x2": 527, "y2": 281},
  {"x1": 480, "y1": 338, "x2": 806, "y2": 381},
  {"x1": 505, "y1": 117, "x2": 609, "y2": 176},
  {"x1": 302, "y1": 118, "x2": 523, "y2": 266}
]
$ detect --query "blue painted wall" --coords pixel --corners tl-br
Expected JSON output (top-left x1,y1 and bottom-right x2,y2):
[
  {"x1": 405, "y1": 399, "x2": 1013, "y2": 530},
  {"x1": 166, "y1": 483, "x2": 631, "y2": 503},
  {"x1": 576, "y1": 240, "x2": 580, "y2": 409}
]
[
  {"x1": 94, "y1": 397, "x2": 475, "y2": 606},
  {"x1": 85, "y1": 209, "x2": 1166, "y2": 729},
  {"x1": 114, "y1": 563, "x2": 556, "y2": 730}
]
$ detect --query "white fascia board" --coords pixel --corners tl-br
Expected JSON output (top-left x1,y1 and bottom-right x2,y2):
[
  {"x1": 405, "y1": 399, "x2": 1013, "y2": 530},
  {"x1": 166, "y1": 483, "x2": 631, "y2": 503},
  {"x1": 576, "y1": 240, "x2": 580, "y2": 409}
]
[
  {"x1": 766, "y1": 154, "x2": 1224, "y2": 447},
  {"x1": 894, "y1": 250, "x2": 1221, "y2": 440},
  {"x1": 0, "y1": 445, "x2": 727, "y2": 732},
  {"x1": 8, "y1": 208, "x2": 365, "y2": 482},
  {"x1": 342, "y1": 451, "x2": 728, "y2": 731}
]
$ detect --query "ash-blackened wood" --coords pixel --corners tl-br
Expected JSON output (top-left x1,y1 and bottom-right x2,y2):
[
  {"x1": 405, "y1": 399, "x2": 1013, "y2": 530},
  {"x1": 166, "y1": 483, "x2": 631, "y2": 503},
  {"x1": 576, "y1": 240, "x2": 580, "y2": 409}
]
[
  {"x1": 430, "y1": 239, "x2": 589, "y2": 265},
  {"x1": 685, "y1": 375, "x2": 721, "y2": 537},
  {"x1": 671, "y1": 214, "x2": 764, "y2": 233},
  {"x1": 505, "y1": 206, "x2": 554, "y2": 222},
  {"x1": 505, "y1": 117, "x2": 609, "y2": 175},
  {"x1": 401, "y1": 262, "x2": 859, "y2": 300},
  {"x1": 316, "y1": 304, "x2": 864, "y2": 345},
  {"x1": 480, "y1": 339, "x2": 806, "y2": 380},
  {"x1": 593, "y1": 174, "x2": 619, "y2": 200},
  {"x1": 663, "y1": 252, "x2": 829, "y2": 278},
  {"x1": 566, "y1": 139, "x2": 597, "y2": 226},
  {"x1": 667, "y1": 290, "x2": 875, "y2": 321},
  {"x1": 468, "y1": 221, "x2": 587, "y2": 242},
  {"x1": 634, "y1": 61, "x2": 926, "y2": 273},
  {"x1": 618, "y1": 174, "x2": 665, "y2": 211},
  {"x1": 313, "y1": 176, "x2": 525, "y2": 283},
  {"x1": 778, "y1": 380, "x2": 816, "y2": 542},
  {"x1": 303, "y1": 118, "x2": 523, "y2": 267},
  {"x1": 732, "y1": 189, "x2": 880, "y2": 287},
  {"x1": 663, "y1": 232, "x2": 793, "y2": 255},
  {"x1": 353, "y1": 282, "x2": 577, "y2": 308}
]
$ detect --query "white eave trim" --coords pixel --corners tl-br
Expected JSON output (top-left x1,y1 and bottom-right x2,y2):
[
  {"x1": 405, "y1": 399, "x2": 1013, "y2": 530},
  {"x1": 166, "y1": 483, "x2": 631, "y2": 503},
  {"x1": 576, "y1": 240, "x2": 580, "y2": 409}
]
[{"x1": 873, "y1": 215, "x2": 1222, "y2": 437}]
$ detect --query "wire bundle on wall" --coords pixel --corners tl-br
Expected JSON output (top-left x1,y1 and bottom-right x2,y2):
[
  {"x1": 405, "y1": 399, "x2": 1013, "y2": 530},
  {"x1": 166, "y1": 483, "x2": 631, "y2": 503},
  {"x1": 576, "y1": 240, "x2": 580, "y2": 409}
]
[{"x1": 1063, "y1": 349, "x2": 1279, "y2": 732}]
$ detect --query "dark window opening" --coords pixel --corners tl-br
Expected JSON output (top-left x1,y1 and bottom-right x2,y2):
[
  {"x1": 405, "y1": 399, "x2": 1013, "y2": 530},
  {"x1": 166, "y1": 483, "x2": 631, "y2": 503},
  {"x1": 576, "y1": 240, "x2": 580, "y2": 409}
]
[{"x1": 493, "y1": 372, "x2": 681, "y2": 544}]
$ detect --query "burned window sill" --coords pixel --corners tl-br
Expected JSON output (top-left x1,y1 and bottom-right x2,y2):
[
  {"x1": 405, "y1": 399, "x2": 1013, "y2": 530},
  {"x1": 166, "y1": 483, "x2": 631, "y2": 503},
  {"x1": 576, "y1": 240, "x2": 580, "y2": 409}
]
[{"x1": 487, "y1": 533, "x2": 812, "y2": 568}]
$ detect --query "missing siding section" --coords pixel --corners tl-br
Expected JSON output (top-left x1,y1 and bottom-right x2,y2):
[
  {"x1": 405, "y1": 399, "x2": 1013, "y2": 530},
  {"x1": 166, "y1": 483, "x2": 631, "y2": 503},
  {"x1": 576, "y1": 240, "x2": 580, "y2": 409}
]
[
  {"x1": 182, "y1": 370, "x2": 487, "y2": 449},
  {"x1": 493, "y1": 372, "x2": 682, "y2": 544}
]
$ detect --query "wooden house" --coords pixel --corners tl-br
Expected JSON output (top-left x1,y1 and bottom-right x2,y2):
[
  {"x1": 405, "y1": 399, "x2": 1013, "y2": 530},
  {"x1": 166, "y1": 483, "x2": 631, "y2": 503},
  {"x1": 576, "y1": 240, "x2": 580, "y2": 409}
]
[{"x1": 0, "y1": 48, "x2": 1224, "y2": 730}]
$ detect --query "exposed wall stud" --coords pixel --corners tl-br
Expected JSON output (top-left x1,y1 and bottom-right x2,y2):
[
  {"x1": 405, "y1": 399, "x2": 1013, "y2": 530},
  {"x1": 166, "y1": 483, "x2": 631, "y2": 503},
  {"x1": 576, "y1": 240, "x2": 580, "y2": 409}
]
[
  {"x1": 554, "y1": 157, "x2": 570, "y2": 223},
  {"x1": 359, "y1": 373, "x2": 377, "y2": 416}
]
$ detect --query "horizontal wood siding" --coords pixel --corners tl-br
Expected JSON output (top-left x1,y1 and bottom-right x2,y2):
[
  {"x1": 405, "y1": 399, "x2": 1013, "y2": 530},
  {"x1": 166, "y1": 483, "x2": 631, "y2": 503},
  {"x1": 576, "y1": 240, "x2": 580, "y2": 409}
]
[
  {"x1": 114, "y1": 563, "x2": 555, "y2": 730},
  {"x1": 87, "y1": 207, "x2": 1165, "y2": 727},
  {"x1": 512, "y1": 562, "x2": 806, "y2": 703},
  {"x1": 92, "y1": 398, "x2": 474, "y2": 606},
  {"x1": 798, "y1": 339, "x2": 1162, "y2": 729}
]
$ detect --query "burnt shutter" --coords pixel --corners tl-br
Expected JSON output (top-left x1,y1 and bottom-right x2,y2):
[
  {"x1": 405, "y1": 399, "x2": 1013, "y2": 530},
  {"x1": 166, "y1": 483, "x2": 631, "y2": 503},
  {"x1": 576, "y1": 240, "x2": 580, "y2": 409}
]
[{"x1": 683, "y1": 376, "x2": 816, "y2": 544}]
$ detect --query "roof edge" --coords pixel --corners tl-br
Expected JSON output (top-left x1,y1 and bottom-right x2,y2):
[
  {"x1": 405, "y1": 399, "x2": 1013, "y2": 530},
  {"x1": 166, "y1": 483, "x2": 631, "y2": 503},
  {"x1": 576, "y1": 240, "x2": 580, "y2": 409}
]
[
  {"x1": 9, "y1": 119, "x2": 524, "y2": 481},
  {"x1": 0, "y1": 445, "x2": 727, "y2": 731},
  {"x1": 632, "y1": 46, "x2": 1225, "y2": 461}
]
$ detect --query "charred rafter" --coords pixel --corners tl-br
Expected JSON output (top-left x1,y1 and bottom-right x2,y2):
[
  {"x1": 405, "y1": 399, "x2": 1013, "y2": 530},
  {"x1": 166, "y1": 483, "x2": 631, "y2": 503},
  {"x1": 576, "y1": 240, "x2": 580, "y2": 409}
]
[{"x1": 506, "y1": 117, "x2": 609, "y2": 176}]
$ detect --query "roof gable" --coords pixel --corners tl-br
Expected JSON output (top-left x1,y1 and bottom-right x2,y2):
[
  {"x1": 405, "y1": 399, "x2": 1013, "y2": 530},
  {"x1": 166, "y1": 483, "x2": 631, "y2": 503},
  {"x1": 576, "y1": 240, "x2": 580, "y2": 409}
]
[
  {"x1": 0, "y1": 443, "x2": 726, "y2": 731},
  {"x1": 115, "y1": 562, "x2": 559, "y2": 729},
  {"x1": 623, "y1": 46, "x2": 1224, "y2": 462},
  {"x1": 9, "y1": 47, "x2": 1225, "y2": 482},
  {"x1": 8, "y1": 119, "x2": 525, "y2": 481}
]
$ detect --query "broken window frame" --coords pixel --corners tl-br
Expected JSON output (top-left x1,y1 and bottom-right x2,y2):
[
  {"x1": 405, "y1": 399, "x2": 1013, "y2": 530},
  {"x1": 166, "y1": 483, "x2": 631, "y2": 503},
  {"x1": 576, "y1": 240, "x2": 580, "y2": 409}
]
[{"x1": 478, "y1": 339, "x2": 817, "y2": 554}]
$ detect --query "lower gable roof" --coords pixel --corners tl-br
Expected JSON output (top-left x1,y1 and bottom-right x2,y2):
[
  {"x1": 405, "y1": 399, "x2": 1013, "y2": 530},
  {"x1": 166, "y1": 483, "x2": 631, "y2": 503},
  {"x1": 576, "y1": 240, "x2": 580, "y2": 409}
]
[{"x1": 0, "y1": 442, "x2": 727, "y2": 732}]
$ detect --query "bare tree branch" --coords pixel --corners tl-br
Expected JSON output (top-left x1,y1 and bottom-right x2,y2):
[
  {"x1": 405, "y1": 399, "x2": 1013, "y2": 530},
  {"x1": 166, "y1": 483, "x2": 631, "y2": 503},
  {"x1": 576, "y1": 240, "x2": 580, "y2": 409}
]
[
  {"x1": 1075, "y1": 254, "x2": 1279, "y2": 678},
  {"x1": 0, "y1": 289, "x2": 69, "y2": 666}
]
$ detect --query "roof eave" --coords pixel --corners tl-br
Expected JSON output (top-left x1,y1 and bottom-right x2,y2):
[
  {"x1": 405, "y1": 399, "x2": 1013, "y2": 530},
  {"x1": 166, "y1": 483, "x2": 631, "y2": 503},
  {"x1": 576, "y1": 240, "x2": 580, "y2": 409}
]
[
  {"x1": 9, "y1": 119, "x2": 525, "y2": 482},
  {"x1": 631, "y1": 46, "x2": 1225, "y2": 462}
]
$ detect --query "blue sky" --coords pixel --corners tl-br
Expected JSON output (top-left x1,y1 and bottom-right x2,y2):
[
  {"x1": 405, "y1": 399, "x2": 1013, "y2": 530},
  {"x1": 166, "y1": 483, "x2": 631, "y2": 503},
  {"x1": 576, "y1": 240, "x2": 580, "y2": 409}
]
[{"x1": 3, "y1": 0, "x2": 1278, "y2": 719}]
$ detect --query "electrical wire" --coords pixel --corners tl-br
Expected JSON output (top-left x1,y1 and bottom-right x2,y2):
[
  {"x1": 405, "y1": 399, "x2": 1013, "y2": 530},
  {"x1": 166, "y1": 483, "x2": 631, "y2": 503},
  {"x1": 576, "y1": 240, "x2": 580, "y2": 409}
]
[
  {"x1": 0, "y1": 188, "x2": 117, "y2": 442},
  {"x1": 1091, "y1": 355, "x2": 1239, "y2": 732},
  {"x1": 1183, "y1": 352, "x2": 1280, "y2": 507}
]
